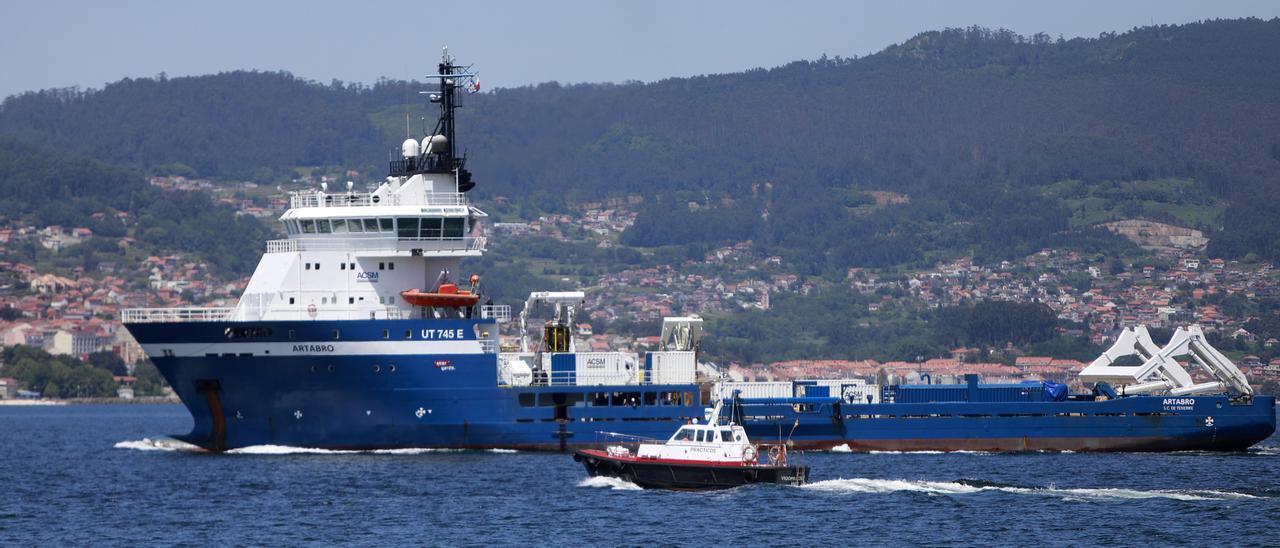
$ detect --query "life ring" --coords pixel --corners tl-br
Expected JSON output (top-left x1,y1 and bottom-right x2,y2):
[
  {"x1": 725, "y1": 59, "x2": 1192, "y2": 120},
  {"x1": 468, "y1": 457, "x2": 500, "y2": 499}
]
[
  {"x1": 768, "y1": 445, "x2": 783, "y2": 466},
  {"x1": 742, "y1": 445, "x2": 758, "y2": 464}
]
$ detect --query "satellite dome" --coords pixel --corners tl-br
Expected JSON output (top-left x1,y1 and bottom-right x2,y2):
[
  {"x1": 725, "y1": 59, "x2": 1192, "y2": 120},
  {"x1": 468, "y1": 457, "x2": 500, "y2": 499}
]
[
  {"x1": 401, "y1": 138, "x2": 419, "y2": 158},
  {"x1": 424, "y1": 134, "x2": 448, "y2": 154}
]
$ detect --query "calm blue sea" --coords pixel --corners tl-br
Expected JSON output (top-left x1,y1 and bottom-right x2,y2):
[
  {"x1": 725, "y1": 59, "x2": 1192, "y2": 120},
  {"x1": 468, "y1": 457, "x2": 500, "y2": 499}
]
[{"x1": 1, "y1": 404, "x2": 1278, "y2": 546}]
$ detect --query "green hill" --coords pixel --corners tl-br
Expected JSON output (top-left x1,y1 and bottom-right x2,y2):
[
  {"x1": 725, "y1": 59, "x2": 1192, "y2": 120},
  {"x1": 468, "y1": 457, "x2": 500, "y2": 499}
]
[{"x1": 3, "y1": 19, "x2": 1280, "y2": 267}]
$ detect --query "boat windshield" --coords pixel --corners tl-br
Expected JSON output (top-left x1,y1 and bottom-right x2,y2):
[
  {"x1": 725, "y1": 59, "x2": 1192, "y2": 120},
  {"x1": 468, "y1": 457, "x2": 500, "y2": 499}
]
[
  {"x1": 672, "y1": 427, "x2": 695, "y2": 441},
  {"x1": 720, "y1": 429, "x2": 736, "y2": 442}
]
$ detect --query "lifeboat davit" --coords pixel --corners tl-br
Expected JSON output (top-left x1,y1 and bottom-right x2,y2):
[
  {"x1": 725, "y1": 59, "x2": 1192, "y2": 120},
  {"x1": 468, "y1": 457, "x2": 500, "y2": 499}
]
[{"x1": 400, "y1": 284, "x2": 481, "y2": 308}]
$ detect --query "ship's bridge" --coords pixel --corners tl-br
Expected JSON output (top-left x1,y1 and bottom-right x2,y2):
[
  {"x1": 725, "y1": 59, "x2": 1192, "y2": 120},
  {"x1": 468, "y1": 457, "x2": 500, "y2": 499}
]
[{"x1": 271, "y1": 180, "x2": 488, "y2": 257}]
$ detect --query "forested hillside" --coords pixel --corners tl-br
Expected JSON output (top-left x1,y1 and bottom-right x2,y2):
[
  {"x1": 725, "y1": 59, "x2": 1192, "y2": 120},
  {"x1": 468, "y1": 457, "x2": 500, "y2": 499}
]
[
  {"x1": 3, "y1": 18, "x2": 1280, "y2": 267},
  {"x1": 0, "y1": 138, "x2": 271, "y2": 275}
]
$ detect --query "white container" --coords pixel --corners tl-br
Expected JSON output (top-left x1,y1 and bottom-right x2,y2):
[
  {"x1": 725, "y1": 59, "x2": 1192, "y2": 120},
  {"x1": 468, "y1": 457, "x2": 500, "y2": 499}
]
[
  {"x1": 646, "y1": 351, "x2": 696, "y2": 385},
  {"x1": 713, "y1": 381, "x2": 793, "y2": 400},
  {"x1": 573, "y1": 352, "x2": 636, "y2": 386}
]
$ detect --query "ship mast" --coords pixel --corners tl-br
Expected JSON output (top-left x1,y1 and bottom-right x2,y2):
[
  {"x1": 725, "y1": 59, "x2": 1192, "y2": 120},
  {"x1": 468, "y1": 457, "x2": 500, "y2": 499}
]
[{"x1": 393, "y1": 47, "x2": 478, "y2": 192}]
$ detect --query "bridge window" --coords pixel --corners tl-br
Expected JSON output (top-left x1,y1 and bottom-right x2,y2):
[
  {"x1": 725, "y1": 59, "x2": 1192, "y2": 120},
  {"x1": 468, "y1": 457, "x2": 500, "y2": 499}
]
[
  {"x1": 301, "y1": 220, "x2": 316, "y2": 234},
  {"x1": 443, "y1": 218, "x2": 465, "y2": 239},
  {"x1": 379, "y1": 218, "x2": 394, "y2": 232},
  {"x1": 397, "y1": 218, "x2": 419, "y2": 239},
  {"x1": 363, "y1": 219, "x2": 380, "y2": 232},
  {"x1": 316, "y1": 220, "x2": 332, "y2": 234},
  {"x1": 332, "y1": 219, "x2": 348, "y2": 233},
  {"x1": 421, "y1": 218, "x2": 443, "y2": 239},
  {"x1": 348, "y1": 219, "x2": 364, "y2": 233}
]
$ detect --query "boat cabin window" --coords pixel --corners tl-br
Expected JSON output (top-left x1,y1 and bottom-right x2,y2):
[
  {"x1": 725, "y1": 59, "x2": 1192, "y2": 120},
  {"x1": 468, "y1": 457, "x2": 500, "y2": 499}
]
[
  {"x1": 643, "y1": 392, "x2": 656, "y2": 406},
  {"x1": 379, "y1": 218, "x2": 394, "y2": 232},
  {"x1": 720, "y1": 429, "x2": 735, "y2": 442},
  {"x1": 672, "y1": 428, "x2": 694, "y2": 441},
  {"x1": 518, "y1": 393, "x2": 535, "y2": 407},
  {"x1": 301, "y1": 220, "x2": 316, "y2": 234},
  {"x1": 332, "y1": 219, "x2": 348, "y2": 233},
  {"x1": 363, "y1": 219, "x2": 379, "y2": 232},
  {"x1": 317, "y1": 220, "x2": 332, "y2": 234},
  {"x1": 589, "y1": 392, "x2": 609, "y2": 406},
  {"x1": 695, "y1": 430, "x2": 706, "y2": 442}
]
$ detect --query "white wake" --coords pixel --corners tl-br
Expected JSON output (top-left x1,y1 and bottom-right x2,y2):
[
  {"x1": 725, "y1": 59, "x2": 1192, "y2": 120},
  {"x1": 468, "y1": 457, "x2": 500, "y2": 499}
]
[
  {"x1": 577, "y1": 476, "x2": 643, "y2": 491},
  {"x1": 803, "y1": 478, "x2": 1259, "y2": 501},
  {"x1": 116, "y1": 440, "x2": 521, "y2": 455},
  {"x1": 113, "y1": 438, "x2": 203, "y2": 452}
]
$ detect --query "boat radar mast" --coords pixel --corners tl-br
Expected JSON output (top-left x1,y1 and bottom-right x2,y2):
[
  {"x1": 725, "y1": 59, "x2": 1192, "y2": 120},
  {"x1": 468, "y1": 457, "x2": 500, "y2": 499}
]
[{"x1": 391, "y1": 47, "x2": 478, "y2": 192}]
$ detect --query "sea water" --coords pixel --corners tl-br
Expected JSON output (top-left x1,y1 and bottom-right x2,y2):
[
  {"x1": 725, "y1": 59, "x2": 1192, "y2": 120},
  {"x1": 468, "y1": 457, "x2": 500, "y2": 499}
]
[{"x1": 2, "y1": 404, "x2": 1277, "y2": 546}]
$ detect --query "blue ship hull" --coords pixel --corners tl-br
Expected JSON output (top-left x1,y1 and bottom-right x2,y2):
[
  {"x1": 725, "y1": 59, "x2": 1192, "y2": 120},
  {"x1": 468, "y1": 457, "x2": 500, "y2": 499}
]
[{"x1": 126, "y1": 318, "x2": 1277, "y2": 452}]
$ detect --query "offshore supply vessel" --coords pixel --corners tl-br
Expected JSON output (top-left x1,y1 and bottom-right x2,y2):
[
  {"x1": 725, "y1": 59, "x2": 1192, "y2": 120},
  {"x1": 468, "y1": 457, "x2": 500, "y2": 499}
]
[{"x1": 123, "y1": 52, "x2": 1276, "y2": 453}]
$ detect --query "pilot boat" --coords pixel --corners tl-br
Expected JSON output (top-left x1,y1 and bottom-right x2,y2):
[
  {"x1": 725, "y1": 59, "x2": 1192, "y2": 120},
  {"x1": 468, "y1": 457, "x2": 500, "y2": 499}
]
[{"x1": 573, "y1": 400, "x2": 809, "y2": 490}]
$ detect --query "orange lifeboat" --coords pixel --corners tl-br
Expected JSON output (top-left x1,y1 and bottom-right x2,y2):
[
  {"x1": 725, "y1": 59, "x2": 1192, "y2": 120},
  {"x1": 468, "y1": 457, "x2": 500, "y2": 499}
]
[{"x1": 400, "y1": 284, "x2": 481, "y2": 308}]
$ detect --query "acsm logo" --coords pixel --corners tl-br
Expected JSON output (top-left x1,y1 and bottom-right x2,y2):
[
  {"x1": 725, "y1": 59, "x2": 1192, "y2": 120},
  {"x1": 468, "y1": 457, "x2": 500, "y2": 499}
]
[{"x1": 355, "y1": 272, "x2": 379, "y2": 282}]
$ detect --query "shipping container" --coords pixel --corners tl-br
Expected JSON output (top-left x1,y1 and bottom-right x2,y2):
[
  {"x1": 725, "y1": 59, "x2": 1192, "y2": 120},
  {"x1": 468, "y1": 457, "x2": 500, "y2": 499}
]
[
  {"x1": 546, "y1": 352, "x2": 636, "y2": 386},
  {"x1": 644, "y1": 351, "x2": 696, "y2": 385},
  {"x1": 713, "y1": 381, "x2": 793, "y2": 400},
  {"x1": 795, "y1": 379, "x2": 880, "y2": 404}
]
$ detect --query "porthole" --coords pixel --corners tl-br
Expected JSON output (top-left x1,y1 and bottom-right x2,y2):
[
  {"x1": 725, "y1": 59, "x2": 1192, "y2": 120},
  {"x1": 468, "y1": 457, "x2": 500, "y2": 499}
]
[
  {"x1": 389, "y1": 365, "x2": 396, "y2": 373},
  {"x1": 373, "y1": 364, "x2": 381, "y2": 373},
  {"x1": 327, "y1": 364, "x2": 335, "y2": 373},
  {"x1": 310, "y1": 365, "x2": 316, "y2": 373}
]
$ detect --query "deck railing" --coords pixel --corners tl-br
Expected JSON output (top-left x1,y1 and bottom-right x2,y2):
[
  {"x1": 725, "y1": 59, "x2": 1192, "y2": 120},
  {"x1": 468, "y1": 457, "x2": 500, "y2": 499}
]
[
  {"x1": 289, "y1": 191, "x2": 467, "y2": 209},
  {"x1": 122, "y1": 307, "x2": 234, "y2": 323},
  {"x1": 481, "y1": 305, "x2": 511, "y2": 323},
  {"x1": 265, "y1": 236, "x2": 486, "y2": 253}
]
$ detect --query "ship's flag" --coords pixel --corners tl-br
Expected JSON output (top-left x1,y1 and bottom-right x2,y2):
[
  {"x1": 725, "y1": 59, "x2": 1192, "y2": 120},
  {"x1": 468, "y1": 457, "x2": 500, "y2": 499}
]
[{"x1": 468, "y1": 78, "x2": 481, "y2": 94}]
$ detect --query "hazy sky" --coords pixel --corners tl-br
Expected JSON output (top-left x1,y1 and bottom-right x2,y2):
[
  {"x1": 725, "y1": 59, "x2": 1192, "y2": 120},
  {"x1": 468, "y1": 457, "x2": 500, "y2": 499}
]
[{"x1": 3, "y1": 0, "x2": 1278, "y2": 99}]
